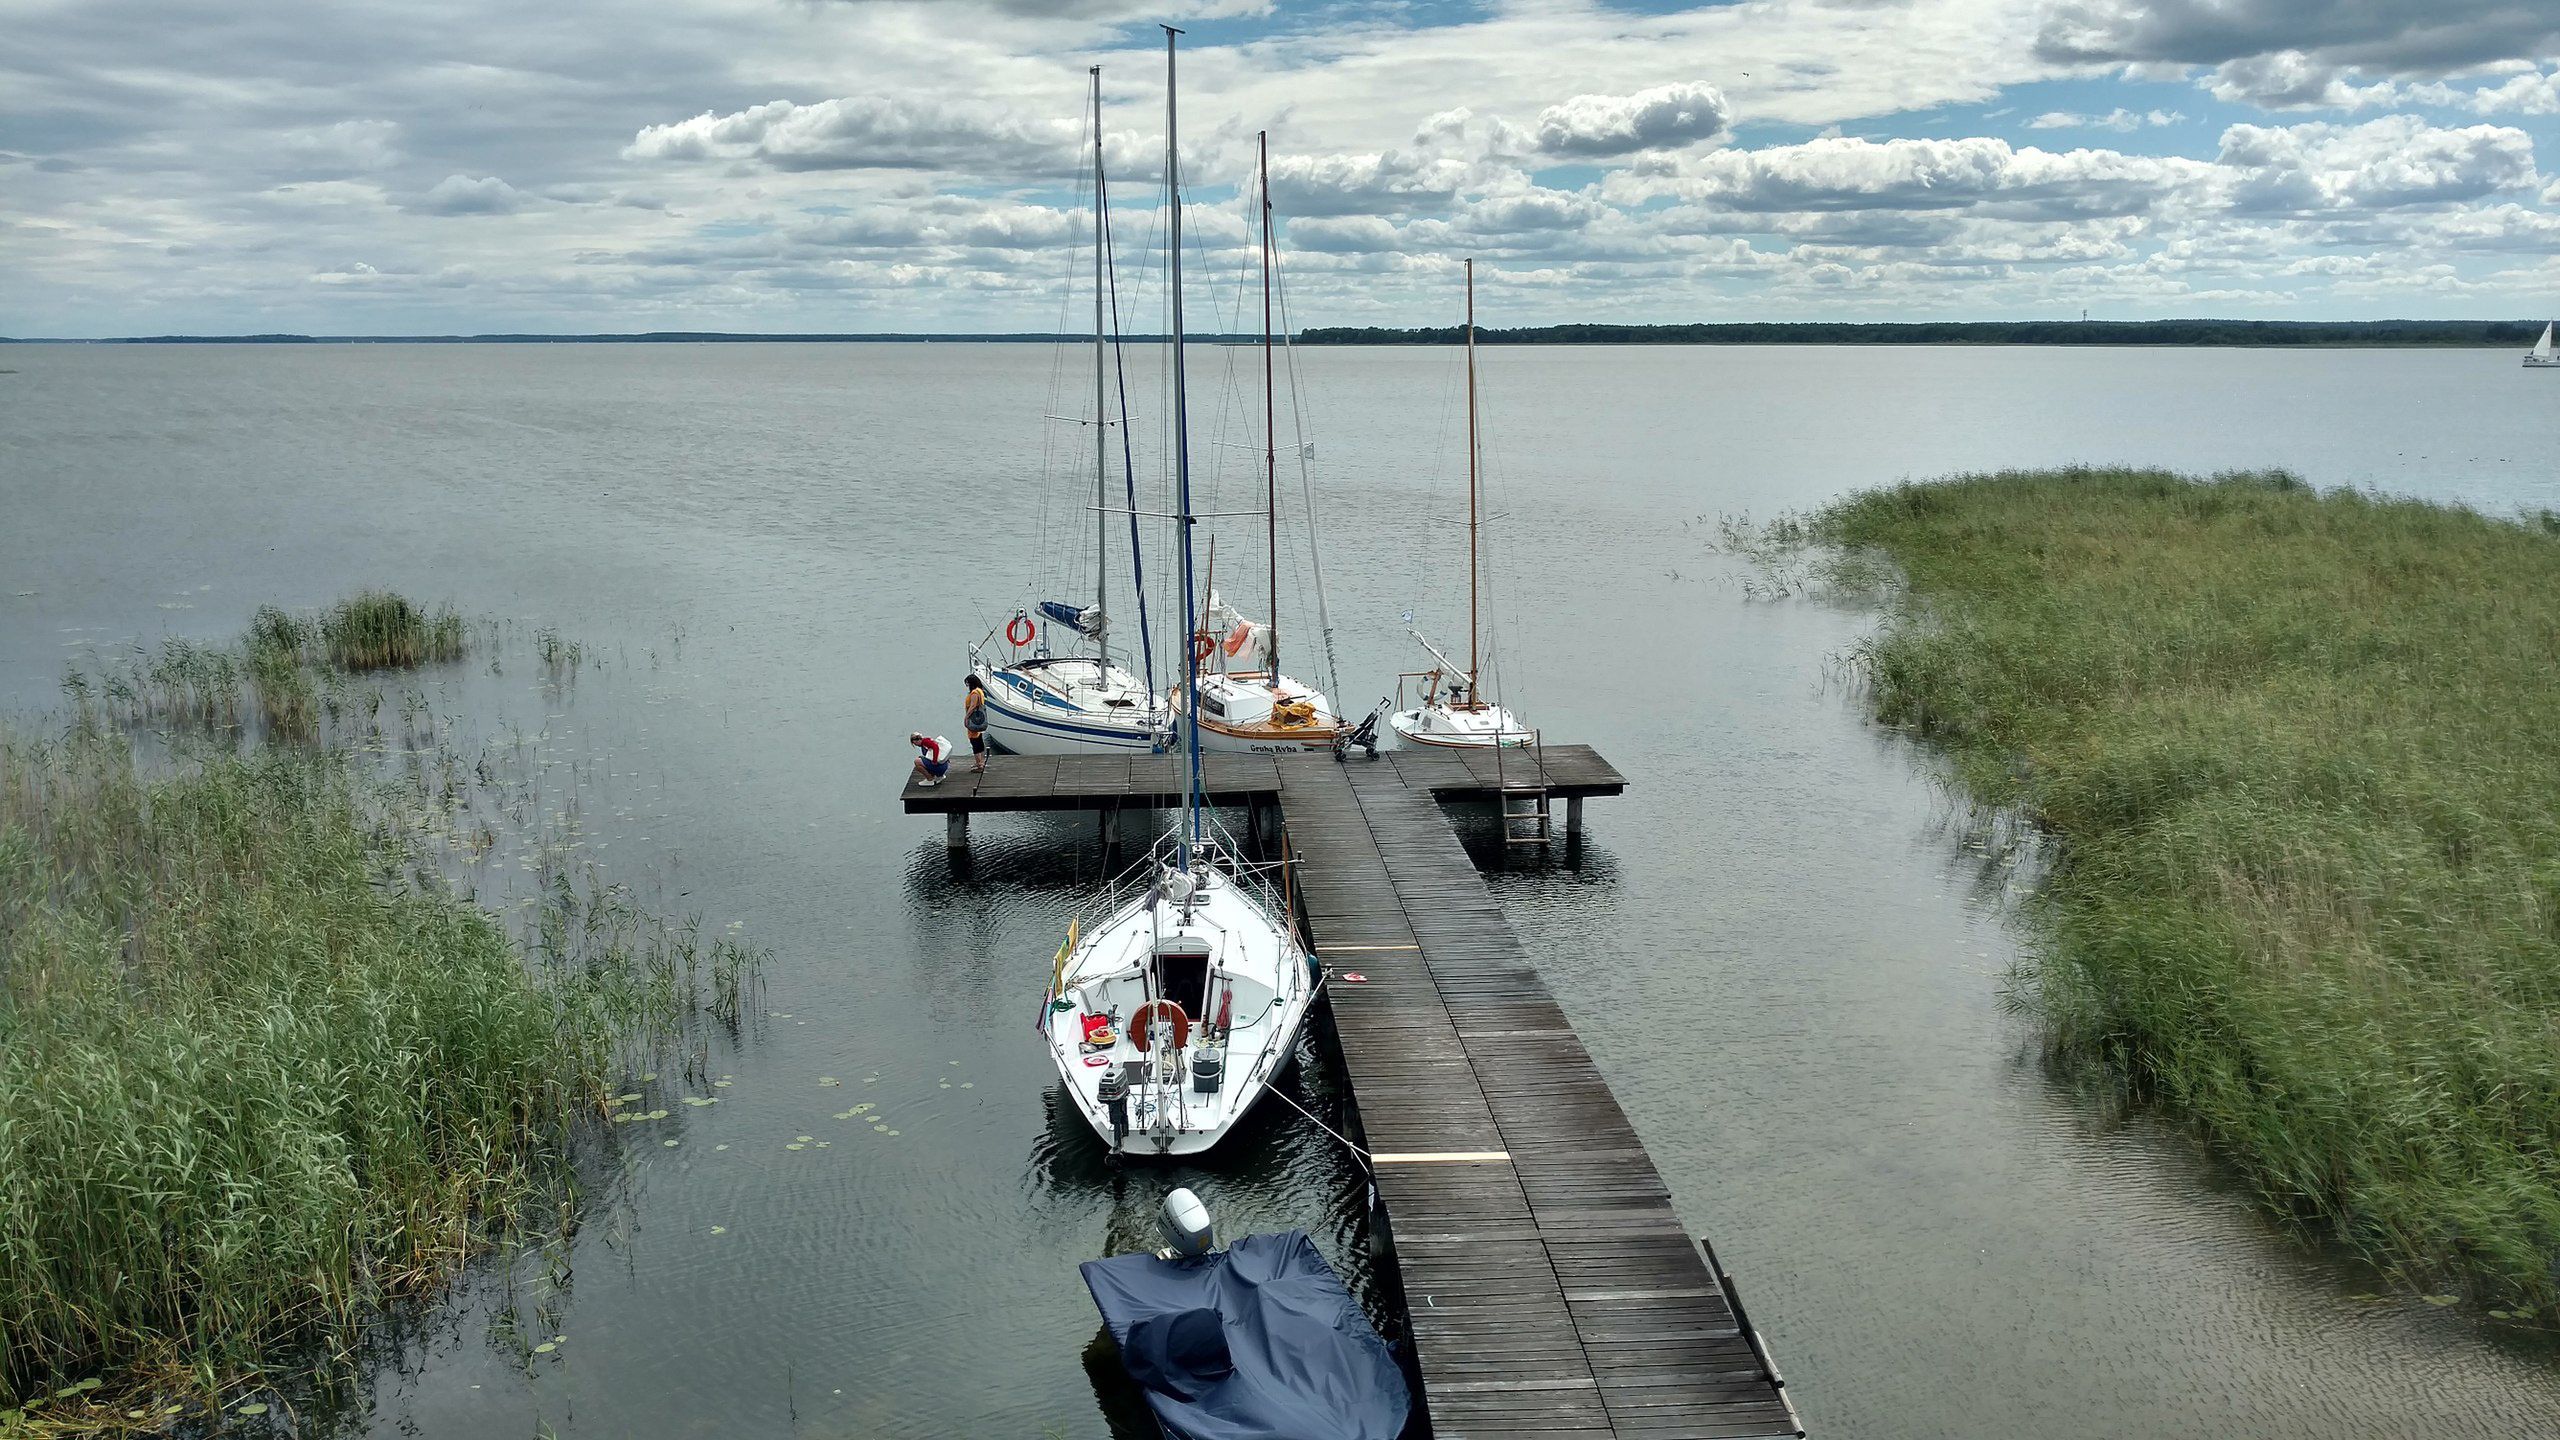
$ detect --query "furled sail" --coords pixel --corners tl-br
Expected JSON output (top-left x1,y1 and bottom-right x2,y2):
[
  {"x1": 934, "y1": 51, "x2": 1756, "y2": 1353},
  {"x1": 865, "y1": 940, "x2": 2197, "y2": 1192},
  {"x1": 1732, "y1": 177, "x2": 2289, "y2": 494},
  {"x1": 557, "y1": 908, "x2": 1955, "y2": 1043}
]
[{"x1": 1041, "y1": 600, "x2": 1107, "y2": 638}]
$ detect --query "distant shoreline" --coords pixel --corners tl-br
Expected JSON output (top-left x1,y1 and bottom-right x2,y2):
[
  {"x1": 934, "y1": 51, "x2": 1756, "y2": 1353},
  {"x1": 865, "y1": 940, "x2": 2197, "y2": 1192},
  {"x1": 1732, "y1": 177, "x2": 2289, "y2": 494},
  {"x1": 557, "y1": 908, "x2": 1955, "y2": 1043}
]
[{"x1": 0, "y1": 320, "x2": 2545, "y2": 347}]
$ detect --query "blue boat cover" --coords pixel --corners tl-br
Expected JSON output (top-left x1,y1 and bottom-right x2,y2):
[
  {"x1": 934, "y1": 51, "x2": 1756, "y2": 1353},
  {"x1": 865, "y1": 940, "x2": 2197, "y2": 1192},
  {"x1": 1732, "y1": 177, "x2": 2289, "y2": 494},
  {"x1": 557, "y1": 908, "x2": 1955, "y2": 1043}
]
[
  {"x1": 1041, "y1": 600, "x2": 1105, "y2": 636},
  {"x1": 1080, "y1": 1231, "x2": 1410, "y2": 1440}
]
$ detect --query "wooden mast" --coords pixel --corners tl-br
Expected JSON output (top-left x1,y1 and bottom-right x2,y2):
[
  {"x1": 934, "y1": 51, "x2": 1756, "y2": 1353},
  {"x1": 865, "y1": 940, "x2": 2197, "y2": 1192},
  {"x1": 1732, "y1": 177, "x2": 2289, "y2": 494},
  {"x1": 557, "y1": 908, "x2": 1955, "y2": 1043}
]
[
  {"x1": 1465, "y1": 257, "x2": 1480, "y2": 697},
  {"x1": 1259, "y1": 131, "x2": 1279, "y2": 683}
]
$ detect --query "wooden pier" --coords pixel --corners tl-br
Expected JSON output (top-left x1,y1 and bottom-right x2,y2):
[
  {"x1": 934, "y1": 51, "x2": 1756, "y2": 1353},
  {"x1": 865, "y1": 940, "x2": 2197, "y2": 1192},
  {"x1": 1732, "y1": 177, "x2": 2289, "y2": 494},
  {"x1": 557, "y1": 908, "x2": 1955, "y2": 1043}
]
[{"x1": 899, "y1": 749, "x2": 1800, "y2": 1439}]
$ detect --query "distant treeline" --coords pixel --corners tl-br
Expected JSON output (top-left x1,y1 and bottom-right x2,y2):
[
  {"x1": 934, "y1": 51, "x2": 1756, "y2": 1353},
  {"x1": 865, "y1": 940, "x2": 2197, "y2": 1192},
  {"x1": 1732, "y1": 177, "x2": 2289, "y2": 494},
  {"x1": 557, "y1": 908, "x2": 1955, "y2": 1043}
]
[
  {"x1": 5, "y1": 319, "x2": 2545, "y2": 347},
  {"x1": 1299, "y1": 319, "x2": 2547, "y2": 348}
]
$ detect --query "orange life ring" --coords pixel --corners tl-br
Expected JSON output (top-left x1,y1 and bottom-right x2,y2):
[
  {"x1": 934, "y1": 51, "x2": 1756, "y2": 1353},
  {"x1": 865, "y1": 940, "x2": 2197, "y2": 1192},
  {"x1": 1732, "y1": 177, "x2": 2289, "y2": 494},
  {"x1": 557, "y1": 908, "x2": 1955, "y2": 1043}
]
[
  {"x1": 1191, "y1": 631, "x2": 1215, "y2": 662},
  {"x1": 1129, "y1": 999, "x2": 1191, "y2": 1052},
  {"x1": 1006, "y1": 615, "x2": 1036, "y2": 647}
]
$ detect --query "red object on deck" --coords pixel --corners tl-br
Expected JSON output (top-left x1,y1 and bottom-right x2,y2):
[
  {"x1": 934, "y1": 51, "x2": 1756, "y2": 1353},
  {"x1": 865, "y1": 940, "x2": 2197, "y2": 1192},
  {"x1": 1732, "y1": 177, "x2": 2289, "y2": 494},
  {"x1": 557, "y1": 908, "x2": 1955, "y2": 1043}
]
[{"x1": 1215, "y1": 989, "x2": 1233, "y2": 1033}]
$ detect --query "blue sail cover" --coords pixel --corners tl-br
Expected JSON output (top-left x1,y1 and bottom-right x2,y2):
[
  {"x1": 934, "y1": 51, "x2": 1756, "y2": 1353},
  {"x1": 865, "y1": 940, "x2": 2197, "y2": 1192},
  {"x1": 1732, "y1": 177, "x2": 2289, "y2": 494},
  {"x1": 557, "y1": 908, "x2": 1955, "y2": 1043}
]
[
  {"x1": 1080, "y1": 1231, "x2": 1410, "y2": 1440},
  {"x1": 1041, "y1": 600, "x2": 1105, "y2": 637}
]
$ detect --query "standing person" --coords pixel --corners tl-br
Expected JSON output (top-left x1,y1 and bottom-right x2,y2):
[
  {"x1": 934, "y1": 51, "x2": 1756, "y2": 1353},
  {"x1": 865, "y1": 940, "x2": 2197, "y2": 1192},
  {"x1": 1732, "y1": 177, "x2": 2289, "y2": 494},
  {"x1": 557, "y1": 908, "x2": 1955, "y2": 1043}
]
[
  {"x1": 963, "y1": 674, "x2": 991, "y2": 772},
  {"x1": 910, "y1": 732, "x2": 953, "y2": 788}
]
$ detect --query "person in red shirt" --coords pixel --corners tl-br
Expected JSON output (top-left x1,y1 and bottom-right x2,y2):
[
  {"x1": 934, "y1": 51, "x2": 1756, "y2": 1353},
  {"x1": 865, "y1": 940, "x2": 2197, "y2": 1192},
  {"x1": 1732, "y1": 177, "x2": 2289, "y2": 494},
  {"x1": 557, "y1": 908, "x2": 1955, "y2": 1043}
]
[{"x1": 910, "y1": 732, "x2": 953, "y2": 787}]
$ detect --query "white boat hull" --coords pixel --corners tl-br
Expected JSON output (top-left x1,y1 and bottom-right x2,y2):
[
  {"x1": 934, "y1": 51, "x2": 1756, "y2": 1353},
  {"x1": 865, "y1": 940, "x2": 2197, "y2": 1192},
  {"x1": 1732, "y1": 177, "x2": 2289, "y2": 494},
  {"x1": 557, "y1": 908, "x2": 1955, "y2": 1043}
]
[
  {"x1": 976, "y1": 657, "x2": 1167, "y2": 756},
  {"x1": 1043, "y1": 857, "x2": 1314, "y2": 1156},
  {"x1": 1389, "y1": 705, "x2": 1534, "y2": 749}
]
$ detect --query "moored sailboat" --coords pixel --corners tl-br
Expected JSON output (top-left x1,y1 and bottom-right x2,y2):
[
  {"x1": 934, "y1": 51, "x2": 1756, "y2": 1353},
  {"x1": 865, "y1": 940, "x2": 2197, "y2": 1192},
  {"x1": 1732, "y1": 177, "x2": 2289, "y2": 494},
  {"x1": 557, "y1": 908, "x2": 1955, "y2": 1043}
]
[
  {"x1": 2526, "y1": 321, "x2": 2556, "y2": 368},
  {"x1": 1042, "y1": 31, "x2": 1315, "y2": 1158},
  {"x1": 970, "y1": 67, "x2": 1168, "y2": 756},
  {"x1": 1169, "y1": 133, "x2": 1347, "y2": 755},
  {"x1": 1391, "y1": 259, "x2": 1536, "y2": 751}
]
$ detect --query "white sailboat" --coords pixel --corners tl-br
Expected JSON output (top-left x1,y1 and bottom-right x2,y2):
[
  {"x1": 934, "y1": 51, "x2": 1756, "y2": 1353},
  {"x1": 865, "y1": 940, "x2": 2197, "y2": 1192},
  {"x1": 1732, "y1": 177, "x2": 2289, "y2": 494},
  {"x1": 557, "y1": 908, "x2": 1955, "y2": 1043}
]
[
  {"x1": 971, "y1": 68, "x2": 1169, "y2": 756},
  {"x1": 2526, "y1": 322, "x2": 2556, "y2": 368},
  {"x1": 1042, "y1": 30, "x2": 1315, "y2": 1158},
  {"x1": 1390, "y1": 260, "x2": 1536, "y2": 751},
  {"x1": 1169, "y1": 133, "x2": 1347, "y2": 756}
]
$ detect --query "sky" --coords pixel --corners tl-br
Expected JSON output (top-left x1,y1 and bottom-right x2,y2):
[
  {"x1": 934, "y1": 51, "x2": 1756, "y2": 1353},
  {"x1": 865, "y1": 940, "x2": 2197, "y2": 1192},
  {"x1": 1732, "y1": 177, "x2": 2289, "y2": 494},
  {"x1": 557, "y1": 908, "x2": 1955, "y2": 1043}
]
[{"x1": 4, "y1": 0, "x2": 2558, "y2": 335}]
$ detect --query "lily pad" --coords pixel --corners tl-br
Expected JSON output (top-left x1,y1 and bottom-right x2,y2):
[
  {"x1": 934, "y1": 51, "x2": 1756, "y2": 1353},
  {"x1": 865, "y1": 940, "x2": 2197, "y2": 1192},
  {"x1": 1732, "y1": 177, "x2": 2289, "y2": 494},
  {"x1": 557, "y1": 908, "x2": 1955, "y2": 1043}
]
[
  {"x1": 682, "y1": 1096, "x2": 718, "y2": 1107},
  {"x1": 663, "y1": 1139, "x2": 680, "y2": 1148},
  {"x1": 236, "y1": 1402, "x2": 269, "y2": 1416},
  {"x1": 713, "y1": 1080, "x2": 734, "y2": 1089},
  {"x1": 642, "y1": 1072, "x2": 657, "y2": 1081},
  {"x1": 533, "y1": 1342, "x2": 557, "y2": 1354},
  {"x1": 883, "y1": 1129, "x2": 899, "y2": 1136},
  {"x1": 646, "y1": 1109, "x2": 669, "y2": 1120},
  {"x1": 2422, "y1": 1294, "x2": 2459, "y2": 1306},
  {"x1": 709, "y1": 1225, "x2": 727, "y2": 1235},
  {"x1": 786, "y1": 1143, "x2": 806, "y2": 1151},
  {"x1": 818, "y1": 1077, "x2": 841, "y2": 1087},
  {"x1": 814, "y1": 1141, "x2": 831, "y2": 1149},
  {"x1": 714, "y1": 1144, "x2": 730, "y2": 1151},
  {"x1": 795, "y1": 1135, "x2": 813, "y2": 1143},
  {"x1": 616, "y1": 1093, "x2": 643, "y2": 1104}
]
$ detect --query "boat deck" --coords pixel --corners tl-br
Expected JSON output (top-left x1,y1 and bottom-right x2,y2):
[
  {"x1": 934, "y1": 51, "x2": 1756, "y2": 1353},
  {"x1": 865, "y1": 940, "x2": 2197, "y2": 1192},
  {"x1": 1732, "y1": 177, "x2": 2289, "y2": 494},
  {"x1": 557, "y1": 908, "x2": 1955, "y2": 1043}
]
[{"x1": 897, "y1": 748, "x2": 1798, "y2": 1439}]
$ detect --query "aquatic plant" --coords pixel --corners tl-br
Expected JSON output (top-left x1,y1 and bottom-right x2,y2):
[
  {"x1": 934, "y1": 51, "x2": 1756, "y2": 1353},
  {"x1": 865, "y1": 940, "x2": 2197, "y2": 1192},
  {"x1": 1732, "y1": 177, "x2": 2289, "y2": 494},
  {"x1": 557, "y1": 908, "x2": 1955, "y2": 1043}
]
[
  {"x1": 0, "y1": 718, "x2": 757, "y2": 1415},
  {"x1": 1808, "y1": 466, "x2": 2560, "y2": 1308},
  {"x1": 318, "y1": 590, "x2": 465, "y2": 671}
]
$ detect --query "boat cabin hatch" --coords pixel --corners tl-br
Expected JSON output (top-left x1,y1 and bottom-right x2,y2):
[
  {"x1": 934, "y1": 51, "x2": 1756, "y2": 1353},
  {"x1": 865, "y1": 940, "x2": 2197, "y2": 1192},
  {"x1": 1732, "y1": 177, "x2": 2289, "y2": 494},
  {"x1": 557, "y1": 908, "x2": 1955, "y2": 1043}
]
[{"x1": 1153, "y1": 938, "x2": 1212, "y2": 1016}]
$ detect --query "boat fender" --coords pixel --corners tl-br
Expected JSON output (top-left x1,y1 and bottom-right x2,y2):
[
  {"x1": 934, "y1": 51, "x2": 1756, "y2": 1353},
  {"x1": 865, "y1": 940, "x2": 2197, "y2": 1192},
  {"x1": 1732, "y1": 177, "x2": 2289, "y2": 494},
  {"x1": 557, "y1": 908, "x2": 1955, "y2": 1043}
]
[{"x1": 1007, "y1": 614, "x2": 1036, "y2": 647}]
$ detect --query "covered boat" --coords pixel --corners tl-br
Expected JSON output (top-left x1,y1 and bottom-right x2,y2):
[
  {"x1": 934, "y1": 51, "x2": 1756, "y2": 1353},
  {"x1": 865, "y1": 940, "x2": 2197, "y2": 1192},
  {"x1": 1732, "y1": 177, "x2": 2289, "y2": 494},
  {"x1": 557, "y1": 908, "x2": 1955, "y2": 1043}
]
[{"x1": 1082, "y1": 1224, "x2": 1409, "y2": 1440}]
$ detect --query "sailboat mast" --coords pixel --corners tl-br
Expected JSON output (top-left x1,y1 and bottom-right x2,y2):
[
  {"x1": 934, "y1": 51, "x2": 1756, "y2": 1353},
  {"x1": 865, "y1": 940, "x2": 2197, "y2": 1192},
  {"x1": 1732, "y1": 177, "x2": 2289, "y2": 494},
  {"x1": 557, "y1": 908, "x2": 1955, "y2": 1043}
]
[
  {"x1": 1465, "y1": 257, "x2": 1480, "y2": 691},
  {"x1": 1165, "y1": 25, "x2": 1203, "y2": 866},
  {"x1": 1260, "y1": 131, "x2": 1278, "y2": 680},
  {"x1": 1090, "y1": 67, "x2": 1109, "y2": 647}
]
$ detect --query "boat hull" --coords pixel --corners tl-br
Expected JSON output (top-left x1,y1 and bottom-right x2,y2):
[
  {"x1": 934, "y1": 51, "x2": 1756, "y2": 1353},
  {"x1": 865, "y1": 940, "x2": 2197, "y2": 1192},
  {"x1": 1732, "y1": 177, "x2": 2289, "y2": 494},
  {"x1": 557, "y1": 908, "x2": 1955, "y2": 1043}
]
[{"x1": 976, "y1": 659, "x2": 1167, "y2": 756}]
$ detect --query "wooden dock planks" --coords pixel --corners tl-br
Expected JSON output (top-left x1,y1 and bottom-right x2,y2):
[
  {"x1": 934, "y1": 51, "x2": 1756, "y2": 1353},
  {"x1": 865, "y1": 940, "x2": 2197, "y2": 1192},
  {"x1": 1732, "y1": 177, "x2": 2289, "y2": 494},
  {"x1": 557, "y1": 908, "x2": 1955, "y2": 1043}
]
[
  {"x1": 894, "y1": 746, "x2": 1796, "y2": 1439},
  {"x1": 1286, "y1": 759, "x2": 1798, "y2": 1440}
]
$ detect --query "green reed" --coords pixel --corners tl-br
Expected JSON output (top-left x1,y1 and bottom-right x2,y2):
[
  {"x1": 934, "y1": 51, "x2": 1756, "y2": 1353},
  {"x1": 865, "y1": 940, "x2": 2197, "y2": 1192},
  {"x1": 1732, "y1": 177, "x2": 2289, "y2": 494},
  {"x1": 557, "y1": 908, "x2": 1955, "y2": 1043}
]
[
  {"x1": 317, "y1": 591, "x2": 465, "y2": 672},
  {"x1": 2, "y1": 703, "x2": 752, "y2": 1415},
  {"x1": 1805, "y1": 467, "x2": 2560, "y2": 1308}
]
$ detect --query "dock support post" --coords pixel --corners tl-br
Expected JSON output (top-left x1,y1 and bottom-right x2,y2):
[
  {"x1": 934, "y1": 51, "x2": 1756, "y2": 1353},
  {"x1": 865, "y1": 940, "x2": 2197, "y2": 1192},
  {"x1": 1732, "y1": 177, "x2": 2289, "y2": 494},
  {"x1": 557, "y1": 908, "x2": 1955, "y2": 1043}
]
[
  {"x1": 946, "y1": 812, "x2": 968, "y2": 851},
  {"x1": 1566, "y1": 795, "x2": 1584, "y2": 841}
]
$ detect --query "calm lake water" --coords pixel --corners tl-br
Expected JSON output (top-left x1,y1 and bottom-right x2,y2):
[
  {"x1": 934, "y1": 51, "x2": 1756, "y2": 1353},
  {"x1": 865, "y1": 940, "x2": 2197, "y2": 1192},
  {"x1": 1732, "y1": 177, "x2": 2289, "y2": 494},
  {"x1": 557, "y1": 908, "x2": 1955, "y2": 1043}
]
[{"x1": 4, "y1": 342, "x2": 2558, "y2": 1438}]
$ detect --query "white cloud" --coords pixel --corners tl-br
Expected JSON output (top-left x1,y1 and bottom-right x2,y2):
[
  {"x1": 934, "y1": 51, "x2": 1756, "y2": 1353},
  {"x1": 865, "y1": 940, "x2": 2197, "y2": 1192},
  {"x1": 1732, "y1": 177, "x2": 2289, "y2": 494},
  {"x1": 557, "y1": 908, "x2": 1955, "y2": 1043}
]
[
  {"x1": 2215, "y1": 116, "x2": 2539, "y2": 213},
  {"x1": 1531, "y1": 82, "x2": 1730, "y2": 157},
  {"x1": 2037, "y1": 0, "x2": 2560, "y2": 75},
  {"x1": 408, "y1": 174, "x2": 528, "y2": 216},
  {"x1": 2027, "y1": 108, "x2": 2186, "y2": 131}
]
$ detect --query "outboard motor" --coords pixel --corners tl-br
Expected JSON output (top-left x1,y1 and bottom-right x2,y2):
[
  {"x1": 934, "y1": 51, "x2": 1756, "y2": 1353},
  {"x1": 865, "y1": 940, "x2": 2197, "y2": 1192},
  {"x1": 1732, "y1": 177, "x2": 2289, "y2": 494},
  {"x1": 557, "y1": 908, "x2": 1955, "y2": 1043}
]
[
  {"x1": 1099, "y1": 1066, "x2": 1130, "y2": 1149},
  {"x1": 1334, "y1": 700, "x2": 1387, "y2": 761},
  {"x1": 1158, "y1": 1187, "x2": 1217, "y2": 1260}
]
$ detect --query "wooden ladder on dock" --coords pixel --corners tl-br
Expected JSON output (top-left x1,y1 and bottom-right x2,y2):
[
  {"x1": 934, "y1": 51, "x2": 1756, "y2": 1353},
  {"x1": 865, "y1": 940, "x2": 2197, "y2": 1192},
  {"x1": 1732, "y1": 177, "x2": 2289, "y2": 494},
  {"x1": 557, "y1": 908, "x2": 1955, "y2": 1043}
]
[{"x1": 1496, "y1": 728, "x2": 1552, "y2": 846}]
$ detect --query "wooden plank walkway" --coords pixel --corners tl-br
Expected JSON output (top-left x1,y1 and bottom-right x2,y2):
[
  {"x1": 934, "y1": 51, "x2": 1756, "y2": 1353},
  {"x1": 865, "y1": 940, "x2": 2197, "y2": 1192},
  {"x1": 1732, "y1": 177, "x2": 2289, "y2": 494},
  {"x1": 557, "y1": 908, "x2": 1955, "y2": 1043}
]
[
  {"x1": 895, "y1": 745, "x2": 1627, "y2": 814},
  {"x1": 1285, "y1": 760, "x2": 1799, "y2": 1440},
  {"x1": 894, "y1": 746, "x2": 1797, "y2": 1438}
]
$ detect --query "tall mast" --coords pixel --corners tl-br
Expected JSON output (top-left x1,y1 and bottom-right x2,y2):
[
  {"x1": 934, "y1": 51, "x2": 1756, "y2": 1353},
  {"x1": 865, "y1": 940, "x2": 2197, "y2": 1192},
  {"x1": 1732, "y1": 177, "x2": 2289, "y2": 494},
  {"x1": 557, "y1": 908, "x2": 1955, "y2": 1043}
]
[
  {"x1": 1465, "y1": 257, "x2": 1480, "y2": 692},
  {"x1": 1090, "y1": 67, "x2": 1109, "y2": 647},
  {"x1": 1259, "y1": 131, "x2": 1278, "y2": 682},
  {"x1": 1165, "y1": 25, "x2": 1203, "y2": 867}
]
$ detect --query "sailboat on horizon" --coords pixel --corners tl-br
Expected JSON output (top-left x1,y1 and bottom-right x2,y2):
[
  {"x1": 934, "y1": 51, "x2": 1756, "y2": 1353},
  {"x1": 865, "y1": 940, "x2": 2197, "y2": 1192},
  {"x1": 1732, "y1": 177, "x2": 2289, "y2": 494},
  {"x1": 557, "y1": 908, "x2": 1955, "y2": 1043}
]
[
  {"x1": 1041, "y1": 30, "x2": 1315, "y2": 1158},
  {"x1": 2526, "y1": 321, "x2": 2556, "y2": 368},
  {"x1": 968, "y1": 67, "x2": 1168, "y2": 756},
  {"x1": 1390, "y1": 259, "x2": 1536, "y2": 751}
]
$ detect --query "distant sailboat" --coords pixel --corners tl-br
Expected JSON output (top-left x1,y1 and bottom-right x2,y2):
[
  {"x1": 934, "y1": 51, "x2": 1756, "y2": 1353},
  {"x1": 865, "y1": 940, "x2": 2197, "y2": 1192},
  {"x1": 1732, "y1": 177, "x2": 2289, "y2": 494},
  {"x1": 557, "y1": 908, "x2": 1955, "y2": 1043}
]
[
  {"x1": 1041, "y1": 30, "x2": 1315, "y2": 1158},
  {"x1": 969, "y1": 68, "x2": 1168, "y2": 755},
  {"x1": 2526, "y1": 322, "x2": 2556, "y2": 368},
  {"x1": 1390, "y1": 260, "x2": 1536, "y2": 751},
  {"x1": 1169, "y1": 133, "x2": 1347, "y2": 756}
]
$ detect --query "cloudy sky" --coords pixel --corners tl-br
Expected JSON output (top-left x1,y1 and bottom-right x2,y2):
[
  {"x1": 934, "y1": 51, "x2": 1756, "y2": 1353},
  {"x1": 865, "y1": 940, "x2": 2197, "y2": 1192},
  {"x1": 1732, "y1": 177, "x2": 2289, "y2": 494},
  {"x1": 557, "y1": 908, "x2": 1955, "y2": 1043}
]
[{"x1": 5, "y1": 0, "x2": 2558, "y2": 335}]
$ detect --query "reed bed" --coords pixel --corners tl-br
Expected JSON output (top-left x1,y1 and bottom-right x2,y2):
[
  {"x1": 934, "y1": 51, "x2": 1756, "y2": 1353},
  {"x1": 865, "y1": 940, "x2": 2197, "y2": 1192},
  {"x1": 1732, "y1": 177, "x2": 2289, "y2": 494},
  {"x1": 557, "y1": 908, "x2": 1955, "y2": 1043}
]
[
  {"x1": 4, "y1": 607, "x2": 749, "y2": 1421},
  {"x1": 1807, "y1": 467, "x2": 2560, "y2": 1308},
  {"x1": 315, "y1": 592, "x2": 465, "y2": 672}
]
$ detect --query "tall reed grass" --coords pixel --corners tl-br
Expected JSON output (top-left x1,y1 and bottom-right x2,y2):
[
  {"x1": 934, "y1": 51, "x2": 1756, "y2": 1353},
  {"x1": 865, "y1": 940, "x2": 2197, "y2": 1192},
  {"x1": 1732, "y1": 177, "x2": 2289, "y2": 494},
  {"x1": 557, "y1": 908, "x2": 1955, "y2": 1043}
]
[
  {"x1": 317, "y1": 591, "x2": 465, "y2": 672},
  {"x1": 4, "y1": 607, "x2": 746, "y2": 1418},
  {"x1": 1810, "y1": 467, "x2": 2560, "y2": 1307}
]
